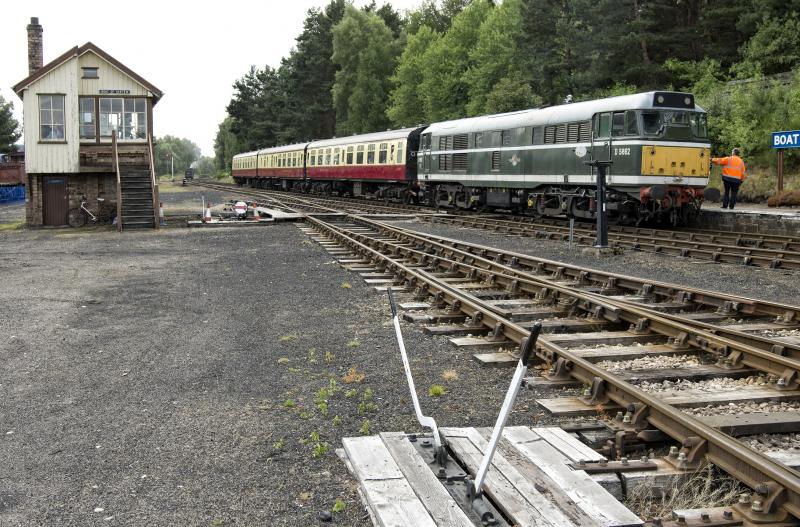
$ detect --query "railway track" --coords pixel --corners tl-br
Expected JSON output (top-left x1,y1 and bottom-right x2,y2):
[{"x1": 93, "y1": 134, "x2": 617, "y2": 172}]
[
  {"x1": 298, "y1": 213, "x2": 800, "y2": 525},
  {"x1": 191, "y1": 180, "x2": 800, "y2": 271},
  {"x1": 428, "y1": 215, "x2": 800, "y2": 271}
]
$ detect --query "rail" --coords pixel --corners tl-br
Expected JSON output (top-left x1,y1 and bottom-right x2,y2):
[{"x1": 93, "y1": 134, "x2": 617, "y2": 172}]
[
  {"x1": 306, "y1": 214, "x2": 800, "y2": 524},
  {"x1": 113, "y1": 131, "x2": 122, "y2": 232},
  {"x1": 148, "y1": 134, "x2": 159, "y2": 229}
]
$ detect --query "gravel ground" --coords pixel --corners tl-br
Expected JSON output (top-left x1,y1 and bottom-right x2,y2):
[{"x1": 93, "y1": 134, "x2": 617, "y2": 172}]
[
  {"x1": 0, "y1": 201, "x2": 24, "y2": 225},
  {"x1": 595, "y1": 355, "x2": 700, "y2": 374},
  {"x1": 638, "y1": 375, "x2": 769, "y2": 394},
  {"x1": 685, "y1": 401, "x2": 800, "y2": 417},
  {"x1": 385, "y1": 219, "x2": 800, "y2": 306},
  {"x1": 0, "y1": 223, "x2": 577, "y2": 526}
]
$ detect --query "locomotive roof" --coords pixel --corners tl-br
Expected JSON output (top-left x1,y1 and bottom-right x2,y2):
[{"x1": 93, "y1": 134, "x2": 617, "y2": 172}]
[
  {"x1": 308, "y1": 128, "x2": 419, "y2": 149},
  {"x1": 424, "y1": 91, "x2": 704, "y2": 136}
]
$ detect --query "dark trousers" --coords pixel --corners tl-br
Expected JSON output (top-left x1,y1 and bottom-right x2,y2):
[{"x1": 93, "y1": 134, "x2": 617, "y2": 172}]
[{"x1": 722, "y1": 176, "x2": 741, "y2": 209}]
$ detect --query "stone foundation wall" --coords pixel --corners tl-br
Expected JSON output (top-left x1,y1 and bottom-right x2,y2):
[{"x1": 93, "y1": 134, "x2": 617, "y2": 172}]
[
  {"x1": 698, "y1": 209, "x2": 800, "y2": 236},
  {"x1": 26, "y1": 173, "x2": 117, "y2": 226}
]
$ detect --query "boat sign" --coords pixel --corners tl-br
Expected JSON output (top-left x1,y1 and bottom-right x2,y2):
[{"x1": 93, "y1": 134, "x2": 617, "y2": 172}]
[{"x1": 772, "y1": 130, "x2": 800, "y2": 149}]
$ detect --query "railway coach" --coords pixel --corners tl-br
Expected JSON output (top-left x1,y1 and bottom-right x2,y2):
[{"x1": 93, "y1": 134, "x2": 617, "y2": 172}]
[{"x1": 232, "y1": 91, "x2": 715, "y2": 225}]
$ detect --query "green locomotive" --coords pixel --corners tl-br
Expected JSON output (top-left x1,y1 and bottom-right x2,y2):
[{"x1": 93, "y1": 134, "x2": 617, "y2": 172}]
[{"x1": 417, "y1": 91, "x2": 714, "y2": 225}]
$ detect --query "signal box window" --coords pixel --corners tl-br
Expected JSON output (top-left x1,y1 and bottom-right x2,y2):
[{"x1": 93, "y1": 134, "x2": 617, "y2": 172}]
[
  {"x1": 79, "y1": 97, "x2": 95, "y2": 139},
  {"x1": 82, "y1": 67, "x2": 99, "y2": 79},
  {"x1": 39, "y1": 94, "x2": 66, "y2": 141}
]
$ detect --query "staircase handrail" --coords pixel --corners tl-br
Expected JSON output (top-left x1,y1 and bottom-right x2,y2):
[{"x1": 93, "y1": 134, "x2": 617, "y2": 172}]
[
  {"x1": 113, "y1": 131, "x2": 122, "y2": 231},
  {"x1": 148, "y1": 134, "x2": 159, "y2": 229}
]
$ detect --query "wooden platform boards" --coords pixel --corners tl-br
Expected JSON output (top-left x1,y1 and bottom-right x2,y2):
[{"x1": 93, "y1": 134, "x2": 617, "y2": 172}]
[{"x1": 339, "y1": 426, "x2": 643, "y2": 527}]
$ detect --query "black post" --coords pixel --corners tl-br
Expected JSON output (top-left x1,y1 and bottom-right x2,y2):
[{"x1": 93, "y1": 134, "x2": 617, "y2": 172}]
[{"x1": 584, "y1": 159, "x2": 613, "y2": 249}]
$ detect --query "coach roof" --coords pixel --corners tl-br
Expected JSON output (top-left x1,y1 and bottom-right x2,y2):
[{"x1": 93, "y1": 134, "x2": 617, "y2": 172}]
[
  {"x1": 309, "y1": 128, "x2": 419, "y2": 149},
  {"x1": 424, "y1": 91, "x2": 704, "y2": 136},
  {"x1": 258, "y1": 142, "x2": 310, "y2": 155}
]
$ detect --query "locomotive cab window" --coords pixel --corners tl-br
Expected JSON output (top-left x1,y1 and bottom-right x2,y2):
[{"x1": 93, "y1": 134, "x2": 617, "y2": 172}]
[
  {"x1": 691, "y1": 113, "x2": 708, "y2": 138},
  {"x1": 611, "y1": 112, "x2": 625, "y2": 137},
  {"x1": 625, "y1": 110, "x2": 639, "y2": 136},
  {"x1": 642, "y1": 111, "x2": 661, "y2": 135},
  {"x1": 596, "y1": 113, "x2": 612, "y2": 139}
]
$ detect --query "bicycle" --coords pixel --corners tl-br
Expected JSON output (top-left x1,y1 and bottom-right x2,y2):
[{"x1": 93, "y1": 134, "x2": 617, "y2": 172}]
[{"x1": 67, "y1": 196, "x2": 114, "y2": 227}]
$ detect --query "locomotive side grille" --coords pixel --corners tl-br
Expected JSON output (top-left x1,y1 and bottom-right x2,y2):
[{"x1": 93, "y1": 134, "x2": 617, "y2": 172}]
[
  {"x1": 452, "y1": 152, "x2": 467, "y2": 170},
  {"x1": 579, "y1": 121, "x2": 591, "y2": 142},
  {"x1": 567, "y1": 123, "x2": 579, "y2": 143},
  {"x1": 555, "y1": 124, "x2": 567, "y2": 143},
  {"x1": 502, "y1": 131, "x2": 512, "y2": 146},
  {"x1": 453, "y1": 134, "x2": 468, "y2": 150},
  {"x1": 544, "y1": 126, "x2": 556, "y2": 144},
  {"x1": 438, "y1": 154, "x2": 452, "y2": 170},
  {"x1": 491, "y1": 151, "x2": 500, "y2": 170},
  {"x1": 438, "y1": 136, "x2": 448, "y2": 150}
]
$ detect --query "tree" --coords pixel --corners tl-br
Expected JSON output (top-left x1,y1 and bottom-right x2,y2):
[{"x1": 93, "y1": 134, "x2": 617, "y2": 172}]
[
  {"x1": 0, "y1": 96, "x2": 21, "y2": 154},
  {"x1": 154, "y1": 136, "x2": 200, "y2": 177},
  {"x1": 387, "y1": 26, "x2": 440, "y2": 127},
  {"x1": 405, "y1": 0, "x2": 470, "y2": 35},
  {"x1": 213, "y1": 117, "x2": 239, "y2": 172},
  {"x1": 484, "y1": 75, "x2": 542, "y2": 115},
  {"x1": 464, "y1": 0, "x2": 528, "y2": 116},
  {"x1": 417, "y1": 0, "x2": 492, "y2": 121},
  {"x1": 194, "y1": 156, "x2": 216, "y2": 178},
  {"x1": 332, "y1": 6, "x2": 399, "y2": 135},
  {"x1": 735, "y1": 14, "x2": 800, "y2": 77},
  {"x1": 280, "y1": 0, "x2": 346, "y2": 142}
]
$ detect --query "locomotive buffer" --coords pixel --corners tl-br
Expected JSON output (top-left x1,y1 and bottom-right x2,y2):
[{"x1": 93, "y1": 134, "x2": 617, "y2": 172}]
[{"x1": 583, "y1": 144, "x2": 613, "y2": 249}]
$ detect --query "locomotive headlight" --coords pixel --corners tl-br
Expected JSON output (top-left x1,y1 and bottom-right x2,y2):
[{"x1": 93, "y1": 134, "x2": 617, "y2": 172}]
[
  {"x1": 684, "y1": 97, "x2": 691, "y2": 105},
  {"x1": 657, "y1": 95, "x2": 665, "y2": 103}
]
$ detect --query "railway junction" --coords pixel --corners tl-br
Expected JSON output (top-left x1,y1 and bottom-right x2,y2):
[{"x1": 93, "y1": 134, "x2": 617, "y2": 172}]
[{"x1": 3, "y1": 179, "x2": 800, "y2": 526}]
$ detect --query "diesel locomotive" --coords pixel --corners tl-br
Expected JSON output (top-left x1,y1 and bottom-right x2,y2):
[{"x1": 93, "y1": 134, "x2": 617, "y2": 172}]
[{"x1": 232, "y1": 91, "x2": 716, "y2": 225}]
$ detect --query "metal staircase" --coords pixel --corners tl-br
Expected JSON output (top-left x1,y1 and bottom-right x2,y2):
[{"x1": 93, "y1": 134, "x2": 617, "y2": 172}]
[{"x1": 112, "y1": 132, "x2": 159, "y2": 230}]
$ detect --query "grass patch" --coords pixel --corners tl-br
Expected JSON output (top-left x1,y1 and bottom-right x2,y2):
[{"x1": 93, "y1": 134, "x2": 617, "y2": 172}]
[
  {"x1": 0, "y1": 221, "x2": 24, "y2": 232},
  {"x1": 279, "y1": 334, "x2": 298, "y2": 342},
  {"x1": 272, "y1": 438, "x2": 285, "y2": 450},
  {"x1": 767, "y1": 189, "x2": 800, "y2": 207},
  {"x1": 277, "y1": 357, "x2": 290, "y2": 365},
  {"x1": 347, "y1": 339, "x2": 360, "y2": 348},
  {"x1": 343, "y1": 367, "x2": 365, "y2": 384},
  {"x1": 332, "y1": 415, "x2": 343, "y2": 426},
  {"x1": 441, "y1": 369, "x2": 459, "y2": 381},
  {"x1": 283, "y1": 399, "x2": 295, "y2": 408},
  {"x1": 341, "y1": 282, "x2": 352, "y2": 289},
  {"x1": 345, "y1": 388, "x2": 358, "y2": 399},
  {"x1": 324, "y1": 351, "x2": 335, "y2": 362},
  {"x1": 360, "y1": 420, "x2": 371, "y2": 436},
  {"x1": 332, "y1": 498, "x2": 346, "y2": 513},
  {"x1": 428, "y1": 385, "x2": 446, "y2": 397},
  {"x1": 625, "y1": 463, "x2": 743, "y2": 519}
]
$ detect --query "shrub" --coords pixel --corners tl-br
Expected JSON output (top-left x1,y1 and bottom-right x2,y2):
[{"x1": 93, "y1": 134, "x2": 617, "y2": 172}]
[{"x1": 429, "y1": 385, "x2": 445, "y2": 397}]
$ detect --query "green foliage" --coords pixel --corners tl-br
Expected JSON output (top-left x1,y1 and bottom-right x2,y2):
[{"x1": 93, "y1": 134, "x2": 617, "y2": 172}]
[
  {"x1": 332, "y1": 498, "x2": 346, "y2": 513},
  {"x1": 332, "y1": 5, "x2": 399, "y2": 135},
  {"x1": 735, "y1": 14, "x2": 800, "y2": 77},
  {"x1": 213, "y1": 116, "x2": 238, "y2": 172},
  {"x1": 0, "y1": 96, "x2": 21, "y2": 154},
  {"x1": 155, "y1": 135, "x2": 200, "y2": 177},
  {"x1": 387, "y1": 26, "x2": 440, "y2": 127},
  {"x1": 332, "y1": 415, "x2": 343, "y2": 426},
  {"x1": 428, "y1": 384, "x2": 445, "y2": 397},
  {"x1": 405, "y1": 0, "x2": 469, "y2": 35},
  {"x1": 273, "y1": 438, "x2": 285, "y2": 450},
  {"x1": 283, "y1": 399, "x2": 295, "y2": 408},
  {"x1": 360, "y1": 419, "x2": 371, "y2": 435},
  {"x1": 194, "y1": 156, "x2": 216, "y2": 178},
  {"x1": 345, "y1": 388, "x2": 358, "y2": 399},
  {"x1": 417, "y1": 0, "x2": 492, "y2": 121}
]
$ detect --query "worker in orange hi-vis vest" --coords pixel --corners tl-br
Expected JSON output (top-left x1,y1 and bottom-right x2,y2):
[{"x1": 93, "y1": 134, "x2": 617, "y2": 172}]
[{"x1": 711, "y1": 148, "x2": 746, "y2": 210}]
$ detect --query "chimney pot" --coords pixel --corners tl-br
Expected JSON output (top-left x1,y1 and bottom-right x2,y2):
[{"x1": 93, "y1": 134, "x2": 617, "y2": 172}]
[{"x1": 27, "y1": 16, "x2": 43, "y2": 76}]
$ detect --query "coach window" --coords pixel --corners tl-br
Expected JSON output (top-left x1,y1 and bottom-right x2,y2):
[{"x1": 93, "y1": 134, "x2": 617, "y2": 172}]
[
  {"x1": 346, "y1": 146, "x2": 354, "y2": 164},
  {"x1": 378, "y1": 143, "x2": 388, "y2": 164},
  {"x1": 333, "y1": 148, "x2": 340, "y2": 165},
  {"x1": 396, "y1": 141, "x2": 404, "y2": 163},
  {"x1": 367, "y1": 144, "x2": 376, "y2": 164},
  {"x1": 356, "y1": 145, "x2": 364, "y2": 164}
]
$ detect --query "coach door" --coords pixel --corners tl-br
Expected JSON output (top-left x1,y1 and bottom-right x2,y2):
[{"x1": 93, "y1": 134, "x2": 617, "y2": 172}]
[
  {"x1": 43, "y1": 176, "x2": 69, "y2": 226},
  {"x1": 420, "y1": 133, "x2": 431, "y2": 178}
]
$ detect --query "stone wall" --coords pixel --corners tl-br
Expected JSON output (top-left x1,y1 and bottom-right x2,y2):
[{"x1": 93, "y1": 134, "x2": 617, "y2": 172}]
[
  {"x1": 698, "y1": 209, "x2": 800, "y2": 236},
  {"x1": 26, "y1": 173, "x2": 117, "y2": 226}
]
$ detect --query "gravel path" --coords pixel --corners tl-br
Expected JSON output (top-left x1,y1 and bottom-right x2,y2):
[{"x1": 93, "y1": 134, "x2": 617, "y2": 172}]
[
  {"x1": 385, "y1": 219, "x2": 800, "y2": 306},
  {"x1": 0, "y1": 223, "x2": 574, "y2": 526}
]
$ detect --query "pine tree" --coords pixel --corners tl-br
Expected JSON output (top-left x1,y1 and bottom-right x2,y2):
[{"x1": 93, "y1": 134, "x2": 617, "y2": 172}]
[{"x1": 0, "y1": 96, "x2": 21, "y2": 154}]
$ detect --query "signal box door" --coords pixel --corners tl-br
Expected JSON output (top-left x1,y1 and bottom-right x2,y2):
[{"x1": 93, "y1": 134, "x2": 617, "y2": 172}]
[{"x1": 43, "y1": 176, "x2": 69, "y2": 226}]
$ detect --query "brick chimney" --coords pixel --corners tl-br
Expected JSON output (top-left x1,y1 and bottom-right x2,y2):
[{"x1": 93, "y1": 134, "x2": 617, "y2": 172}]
[{"x1": 27, "y1": 17, "x2": 43, "y2": 76}]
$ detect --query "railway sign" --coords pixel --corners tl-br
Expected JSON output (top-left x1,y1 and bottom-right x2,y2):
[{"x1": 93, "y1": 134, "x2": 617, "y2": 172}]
[
  {"x1": 772, "y1": 130, "x2": 800, "y2": 149},
  {"x1": 233, "y1": 201, "x2": 248, "y2": 217}
]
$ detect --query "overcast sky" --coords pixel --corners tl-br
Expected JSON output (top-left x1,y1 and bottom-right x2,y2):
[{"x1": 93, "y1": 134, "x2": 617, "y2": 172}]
[{"x1": 3, "y1": 0, "x2": 424, "y2": 156}]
